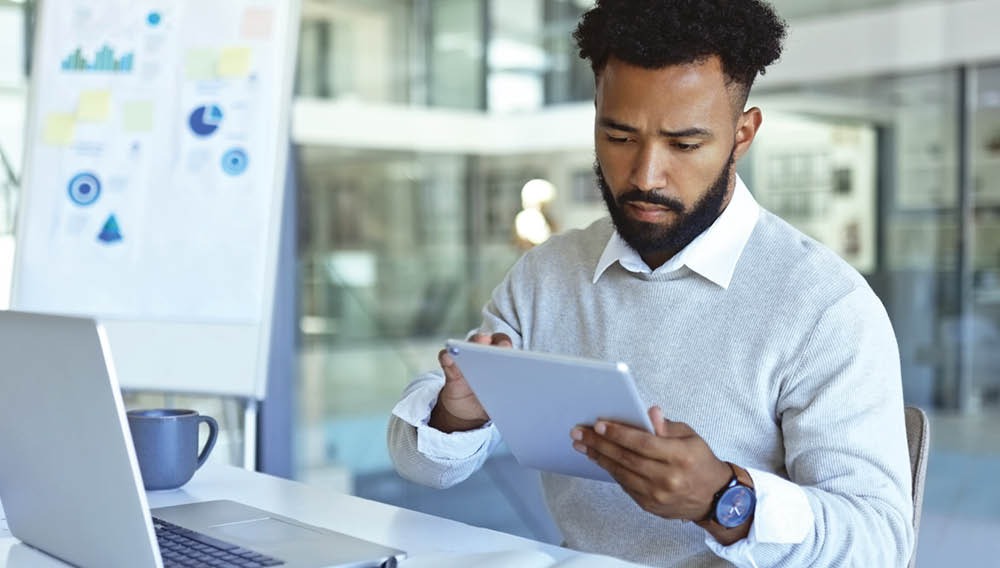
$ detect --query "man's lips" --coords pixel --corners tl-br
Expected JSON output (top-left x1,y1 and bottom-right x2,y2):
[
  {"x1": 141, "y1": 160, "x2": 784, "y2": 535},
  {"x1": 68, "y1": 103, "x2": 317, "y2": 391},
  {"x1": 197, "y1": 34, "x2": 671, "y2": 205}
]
[{"x1": 625, "y1": 201, "x2": 674, "y2": 222}]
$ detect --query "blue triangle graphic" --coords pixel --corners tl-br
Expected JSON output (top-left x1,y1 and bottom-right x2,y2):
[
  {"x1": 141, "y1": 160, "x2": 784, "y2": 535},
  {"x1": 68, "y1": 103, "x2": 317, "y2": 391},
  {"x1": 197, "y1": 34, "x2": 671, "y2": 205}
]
[{"x1": 98, "y1": 214, "x2": 122, "y2": 243}]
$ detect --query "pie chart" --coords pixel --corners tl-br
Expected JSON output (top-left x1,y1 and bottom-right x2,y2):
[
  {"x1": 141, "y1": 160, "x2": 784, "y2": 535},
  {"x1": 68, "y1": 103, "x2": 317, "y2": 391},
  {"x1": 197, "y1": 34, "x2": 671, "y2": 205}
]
[{"x1": 188, "y1": 105, "x2": 223, "y2": 137}]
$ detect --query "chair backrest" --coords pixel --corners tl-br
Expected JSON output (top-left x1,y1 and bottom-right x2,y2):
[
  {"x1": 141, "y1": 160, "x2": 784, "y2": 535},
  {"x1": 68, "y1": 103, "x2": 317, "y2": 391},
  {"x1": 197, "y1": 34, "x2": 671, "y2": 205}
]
[{"x1": 904, "y1": 406, "x2": 929, "y2": 568}]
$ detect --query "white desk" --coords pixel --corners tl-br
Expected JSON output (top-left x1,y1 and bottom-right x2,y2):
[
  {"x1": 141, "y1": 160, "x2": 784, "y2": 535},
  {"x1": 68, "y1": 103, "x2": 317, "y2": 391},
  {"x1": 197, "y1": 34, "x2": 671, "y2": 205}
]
[{"x1": 0, "y1": 464, "x2": 573, "y2": 567}]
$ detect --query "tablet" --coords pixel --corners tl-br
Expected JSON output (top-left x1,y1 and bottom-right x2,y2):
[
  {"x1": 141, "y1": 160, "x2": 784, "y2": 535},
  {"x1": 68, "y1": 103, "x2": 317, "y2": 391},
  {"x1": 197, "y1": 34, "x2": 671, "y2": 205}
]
[{"x1": 445, "y1": 339, "x2": 654, "y2": 483}]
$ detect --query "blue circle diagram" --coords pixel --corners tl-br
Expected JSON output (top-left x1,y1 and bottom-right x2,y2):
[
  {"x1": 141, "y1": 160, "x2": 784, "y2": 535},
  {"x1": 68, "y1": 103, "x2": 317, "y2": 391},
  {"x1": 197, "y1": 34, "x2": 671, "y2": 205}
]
[
  {"x1": 222, "y1": 148, "x2": 249, "y2": 176},
  {"x1": 188, "y1": 105, "x2": 223, "y2": 137},
  {"x1": 67, "y1": 172, "x2": 101, "y2": 206}
]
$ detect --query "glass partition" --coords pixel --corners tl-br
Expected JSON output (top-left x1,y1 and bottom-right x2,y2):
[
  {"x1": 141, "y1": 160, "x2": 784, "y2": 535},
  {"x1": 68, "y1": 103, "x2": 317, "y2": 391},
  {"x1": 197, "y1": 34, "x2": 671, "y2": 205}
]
[
  {"x1": 297, "y1": 0, "x2": 416, "y2": 103},
  {"x1": 970, "y1": 63, "x2": 1000, "y2": 410},
  {"x1": 753, "y1": 70, "x2": 964, "y2": 411}
]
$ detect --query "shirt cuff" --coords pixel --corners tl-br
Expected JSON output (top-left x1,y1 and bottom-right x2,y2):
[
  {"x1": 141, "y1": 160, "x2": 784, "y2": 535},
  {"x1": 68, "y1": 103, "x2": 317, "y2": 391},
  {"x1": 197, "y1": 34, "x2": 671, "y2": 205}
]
[
  {"x1": 704, "y1": 467, "x2": 813, "y2": 565},
  {"x1": 391, "y1": 377, "x2": 494, "y2": 461}
]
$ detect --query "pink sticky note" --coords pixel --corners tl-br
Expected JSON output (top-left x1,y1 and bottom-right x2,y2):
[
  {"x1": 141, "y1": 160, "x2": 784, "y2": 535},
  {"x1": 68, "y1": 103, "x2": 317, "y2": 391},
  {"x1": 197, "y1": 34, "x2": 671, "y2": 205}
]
[{"x1": 241, "y1": 7, "x2": 273, "y2": 40}]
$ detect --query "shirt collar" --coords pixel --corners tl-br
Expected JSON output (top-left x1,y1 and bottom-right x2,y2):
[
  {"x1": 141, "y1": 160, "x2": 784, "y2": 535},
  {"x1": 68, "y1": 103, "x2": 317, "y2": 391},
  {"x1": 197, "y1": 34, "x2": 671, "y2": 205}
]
[{"x1": 592, "y1": 174, "x2": 760, "y2": 289}]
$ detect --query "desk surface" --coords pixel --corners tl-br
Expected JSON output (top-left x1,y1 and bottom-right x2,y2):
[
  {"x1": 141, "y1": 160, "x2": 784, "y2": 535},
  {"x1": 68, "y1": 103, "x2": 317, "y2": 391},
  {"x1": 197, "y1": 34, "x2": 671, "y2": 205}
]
[{"x1": 0, "y1": 464, "x2": 572, "y2": 567}]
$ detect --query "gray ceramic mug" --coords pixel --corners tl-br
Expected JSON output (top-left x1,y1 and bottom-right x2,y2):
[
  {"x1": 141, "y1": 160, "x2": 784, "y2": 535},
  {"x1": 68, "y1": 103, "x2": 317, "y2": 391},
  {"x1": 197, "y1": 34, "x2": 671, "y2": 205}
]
[{"x1": 126, "y1": 409, "x2": 218, "y2": 491}]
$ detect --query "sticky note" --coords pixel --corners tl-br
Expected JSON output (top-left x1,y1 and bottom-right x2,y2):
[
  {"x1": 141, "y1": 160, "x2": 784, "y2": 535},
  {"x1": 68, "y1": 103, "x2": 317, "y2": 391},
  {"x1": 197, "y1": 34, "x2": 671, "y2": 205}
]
[
  {"x1": 122, "y1": 101, "x2": 154, "y2": 132},
  {"x1": 43, "y1": 113, "x2": 75, "y2": 146},
  {"x1": 217, "y1": 47, "x2": 251, "y2": 78},
  {"x1": 185, "y1": 48, "x2": 217, "y2": 80},
  {"x1": 77, "y1": 90, "x2": 111, "y2": 122},
  {"x1": 240, "y1": 8, "x2": 274, "y2": 40}
]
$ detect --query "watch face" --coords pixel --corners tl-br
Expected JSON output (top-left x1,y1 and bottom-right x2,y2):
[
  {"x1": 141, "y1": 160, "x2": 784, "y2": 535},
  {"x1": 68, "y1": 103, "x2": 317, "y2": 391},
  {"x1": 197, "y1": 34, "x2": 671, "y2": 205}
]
[{"x1": 715, "y1": 485, "x2": 756, "y2": 528}]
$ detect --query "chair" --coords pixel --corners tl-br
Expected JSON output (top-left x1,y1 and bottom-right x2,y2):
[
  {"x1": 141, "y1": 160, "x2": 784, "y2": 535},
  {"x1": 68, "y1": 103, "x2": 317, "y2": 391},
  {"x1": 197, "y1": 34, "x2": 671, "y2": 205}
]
[{"x1": 904, "y1": 406, "x2": 930, "y2": 568}]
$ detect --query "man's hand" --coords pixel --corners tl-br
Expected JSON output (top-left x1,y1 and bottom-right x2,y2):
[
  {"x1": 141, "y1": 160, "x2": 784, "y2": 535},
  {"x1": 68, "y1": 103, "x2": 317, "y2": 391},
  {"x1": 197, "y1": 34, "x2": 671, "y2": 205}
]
[
  {"x1": 571, "y1": 406, "x2": 750, "y2": 544},
  {"x1": 428, "y1": 333, "x2": 512, "y2": 433}
]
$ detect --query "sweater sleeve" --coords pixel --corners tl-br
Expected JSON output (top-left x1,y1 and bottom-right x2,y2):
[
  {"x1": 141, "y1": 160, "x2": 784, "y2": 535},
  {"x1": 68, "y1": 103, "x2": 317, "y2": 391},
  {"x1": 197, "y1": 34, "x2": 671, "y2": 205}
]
[
  {"x1": 386, "y1": 258, "x2": 527, "y2": 488},
  {"x1": 386, "y1": 370, "x2": 502, "y2": 489},
  {"x1": 712, "y1": 286, "x2": 915, "y2": 567}
]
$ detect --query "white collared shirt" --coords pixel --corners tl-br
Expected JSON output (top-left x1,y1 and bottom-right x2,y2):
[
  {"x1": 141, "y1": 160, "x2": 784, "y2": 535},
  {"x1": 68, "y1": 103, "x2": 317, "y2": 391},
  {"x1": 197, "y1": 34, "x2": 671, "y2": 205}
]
[{"x1": 593, "y1": 173, "x2": 761, "y2": 288}]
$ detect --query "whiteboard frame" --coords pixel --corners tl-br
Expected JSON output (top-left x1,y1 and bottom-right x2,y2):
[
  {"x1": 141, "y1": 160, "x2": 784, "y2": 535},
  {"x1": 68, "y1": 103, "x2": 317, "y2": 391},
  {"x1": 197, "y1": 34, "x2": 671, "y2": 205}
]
[{"x1": 12, "y1": 0, "x2": 303, "y2": 401}]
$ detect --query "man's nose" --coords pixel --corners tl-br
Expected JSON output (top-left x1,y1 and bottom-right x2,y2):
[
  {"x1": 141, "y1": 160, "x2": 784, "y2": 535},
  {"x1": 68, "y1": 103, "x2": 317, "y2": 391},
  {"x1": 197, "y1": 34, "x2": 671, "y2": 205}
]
[{"x1": 628, "y1": 143, "x2": 669, "y2": 192}]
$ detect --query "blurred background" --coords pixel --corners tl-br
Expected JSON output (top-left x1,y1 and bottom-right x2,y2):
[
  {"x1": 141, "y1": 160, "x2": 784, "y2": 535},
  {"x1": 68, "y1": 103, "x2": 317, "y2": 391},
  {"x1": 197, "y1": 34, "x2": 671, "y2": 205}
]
[{"x1": 2, "y1": 0, "x2": 999, "y2": 564}]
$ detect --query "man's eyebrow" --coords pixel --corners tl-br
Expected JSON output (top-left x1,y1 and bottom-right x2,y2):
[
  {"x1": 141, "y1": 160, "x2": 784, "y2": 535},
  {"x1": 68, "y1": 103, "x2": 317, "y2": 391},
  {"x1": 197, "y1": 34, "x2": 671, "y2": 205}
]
[
  {"x1": 598, "y1": 117, "x2": 638, "y2": 133},
  {"x1": 598, "y1": 118, "x2": 713, "y2": 139},
  {"x1": 659, "y1": 127, "x2": 713, "y2": 138}
]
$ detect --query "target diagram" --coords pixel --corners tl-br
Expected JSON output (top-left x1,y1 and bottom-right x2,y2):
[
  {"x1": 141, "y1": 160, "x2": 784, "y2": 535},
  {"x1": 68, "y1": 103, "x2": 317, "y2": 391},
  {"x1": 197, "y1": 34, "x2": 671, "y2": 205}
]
[
  {"x1": 67, "y1": 172, "x2": 101, "y2": 206},
  {"x1": 221, "y1": 148, "x2": 248, "y2": 175}
]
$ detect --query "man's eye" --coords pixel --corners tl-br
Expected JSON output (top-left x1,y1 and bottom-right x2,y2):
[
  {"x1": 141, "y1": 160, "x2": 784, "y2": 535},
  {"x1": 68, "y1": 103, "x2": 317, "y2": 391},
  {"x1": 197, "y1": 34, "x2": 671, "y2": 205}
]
[
  {"x1": 606, "y1": 135, "x2": 630, "y2": 144},
  {"x1": 674, "y1": 143, "x2": 701, "y2": 151}
]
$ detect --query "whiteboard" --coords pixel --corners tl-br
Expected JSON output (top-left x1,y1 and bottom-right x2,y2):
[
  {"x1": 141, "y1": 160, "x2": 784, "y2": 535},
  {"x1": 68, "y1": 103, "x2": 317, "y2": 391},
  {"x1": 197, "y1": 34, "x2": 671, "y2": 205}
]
[{"x1": 12, "y1": 0, "x2": 300, "y2": 399}]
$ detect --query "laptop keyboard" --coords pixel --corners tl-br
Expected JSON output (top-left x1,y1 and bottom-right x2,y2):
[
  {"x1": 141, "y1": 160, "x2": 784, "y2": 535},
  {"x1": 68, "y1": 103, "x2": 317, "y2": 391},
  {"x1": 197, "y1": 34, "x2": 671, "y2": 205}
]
[{"x1": 153, "y1": 518, "x2": 285, "y2": 568}]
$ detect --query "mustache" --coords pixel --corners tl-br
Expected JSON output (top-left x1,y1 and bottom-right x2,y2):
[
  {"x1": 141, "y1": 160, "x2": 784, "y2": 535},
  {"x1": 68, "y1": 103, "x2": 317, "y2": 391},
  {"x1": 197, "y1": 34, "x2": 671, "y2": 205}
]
[{"x1": 616, "y1": 189, "x2": 685, "y2": 212}]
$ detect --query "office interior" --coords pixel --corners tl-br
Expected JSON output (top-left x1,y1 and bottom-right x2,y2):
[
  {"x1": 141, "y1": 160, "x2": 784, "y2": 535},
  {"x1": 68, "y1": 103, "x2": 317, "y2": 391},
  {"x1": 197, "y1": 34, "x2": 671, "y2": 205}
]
[{"x1": 1, "y1": 0, "x2": 999, "y2": 565}]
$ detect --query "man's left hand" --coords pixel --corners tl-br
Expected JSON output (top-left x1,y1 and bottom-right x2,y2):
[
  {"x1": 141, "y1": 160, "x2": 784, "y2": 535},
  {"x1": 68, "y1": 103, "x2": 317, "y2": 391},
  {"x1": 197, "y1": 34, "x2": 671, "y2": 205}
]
[{"x1": 571, "y1": 406, "x2": 733, "y2": 524}]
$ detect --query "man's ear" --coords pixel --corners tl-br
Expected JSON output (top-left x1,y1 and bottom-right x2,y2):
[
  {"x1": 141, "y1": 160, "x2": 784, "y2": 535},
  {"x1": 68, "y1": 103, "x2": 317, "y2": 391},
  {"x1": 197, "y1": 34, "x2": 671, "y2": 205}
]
[{"x1": 733, "y1": 107, "x2": 763, "y2": 162}]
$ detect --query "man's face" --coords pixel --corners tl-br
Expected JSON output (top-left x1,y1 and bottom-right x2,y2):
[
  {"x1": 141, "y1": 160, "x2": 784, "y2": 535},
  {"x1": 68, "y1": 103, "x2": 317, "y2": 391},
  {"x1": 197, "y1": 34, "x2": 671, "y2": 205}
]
[{"x1": 594, "y1": 56, "x2": 747, "y2": 262}]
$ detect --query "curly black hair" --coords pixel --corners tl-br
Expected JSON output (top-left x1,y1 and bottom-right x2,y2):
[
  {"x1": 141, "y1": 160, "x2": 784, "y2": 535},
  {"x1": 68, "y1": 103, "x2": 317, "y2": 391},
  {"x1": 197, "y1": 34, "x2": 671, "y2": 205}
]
[{"x1": 573, "y1": 0, "x2": 787, "y2": 104}]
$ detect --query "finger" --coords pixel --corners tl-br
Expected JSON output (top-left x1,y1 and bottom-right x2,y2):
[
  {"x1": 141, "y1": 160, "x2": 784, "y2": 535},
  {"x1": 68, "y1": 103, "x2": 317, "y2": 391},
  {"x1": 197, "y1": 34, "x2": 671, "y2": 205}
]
[
  {"x1": 437, "y1": 349, "x2": 467, "y2": 384},
  {"x1": 490, "y1": 333, "x2": 513, "y2": 348},
  {"x1": 591, "y1": 420, "x2": 689, "y2": 461},
  {"x1": 582, "y1": 444, "x2": 659, "y2": 500},
  {"x1": 575, "y1": 428, "x2": 663, "y2": 480},
  {"x1": 468, "y1": 333, "x2": 491, "y2": 344},
  {"x1": 649, "y1": 406, "x2": 667, "y2": 437}
]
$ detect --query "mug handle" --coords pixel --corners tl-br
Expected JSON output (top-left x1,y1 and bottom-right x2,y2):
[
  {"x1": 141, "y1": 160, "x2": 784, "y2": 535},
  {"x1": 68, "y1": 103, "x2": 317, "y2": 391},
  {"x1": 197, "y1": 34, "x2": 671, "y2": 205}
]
[{"x1": 195, "y1": 415, "x2": 219, "y2": 469}]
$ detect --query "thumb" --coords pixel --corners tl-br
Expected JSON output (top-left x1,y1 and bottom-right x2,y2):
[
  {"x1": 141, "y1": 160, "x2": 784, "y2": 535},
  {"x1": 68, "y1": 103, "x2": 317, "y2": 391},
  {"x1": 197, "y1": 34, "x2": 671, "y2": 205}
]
[{"x1": 649, "y1": 406, "x2": 668, "y2": 437}]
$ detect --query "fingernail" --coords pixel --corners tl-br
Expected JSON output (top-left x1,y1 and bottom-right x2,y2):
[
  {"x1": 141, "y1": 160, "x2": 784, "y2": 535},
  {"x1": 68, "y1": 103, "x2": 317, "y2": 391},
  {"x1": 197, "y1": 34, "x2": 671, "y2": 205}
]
[
  {"x1": 570, "y1": 428, "x2": 582, "y2": 441},
  {"x1": 594, "y1": 422, "x2": 606, "y2": 435},
  {"x1": 573, "y1": 442, "x2": 586, "y2": 453}
]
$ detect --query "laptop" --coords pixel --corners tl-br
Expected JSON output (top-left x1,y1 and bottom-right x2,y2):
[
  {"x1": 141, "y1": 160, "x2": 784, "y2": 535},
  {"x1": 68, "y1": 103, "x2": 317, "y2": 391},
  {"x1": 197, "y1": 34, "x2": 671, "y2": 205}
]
[{"x1": 0, "y1": 311, "x2": 405, "y2": 568}]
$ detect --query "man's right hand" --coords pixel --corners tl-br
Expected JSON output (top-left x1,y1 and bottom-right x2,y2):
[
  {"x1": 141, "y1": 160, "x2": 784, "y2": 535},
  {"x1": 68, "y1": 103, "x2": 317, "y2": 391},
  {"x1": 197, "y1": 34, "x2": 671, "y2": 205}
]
[{"x1": 428, "y1": 332, "x2": 513, "y2": 433}]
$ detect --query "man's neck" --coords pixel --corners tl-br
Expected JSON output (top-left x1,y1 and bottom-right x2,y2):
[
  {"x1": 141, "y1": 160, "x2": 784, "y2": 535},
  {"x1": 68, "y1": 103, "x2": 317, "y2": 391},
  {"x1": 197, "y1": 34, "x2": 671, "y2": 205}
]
[{"x1": 640, "y1": 249, "x2": 678, "y2": 271}]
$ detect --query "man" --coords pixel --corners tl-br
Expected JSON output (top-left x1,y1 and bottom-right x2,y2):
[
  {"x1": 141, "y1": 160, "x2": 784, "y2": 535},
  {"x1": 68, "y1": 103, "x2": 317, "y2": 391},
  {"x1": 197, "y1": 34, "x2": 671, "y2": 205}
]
[{"x1": 388, "y1": 1, "x2": 914, "y2": 566}]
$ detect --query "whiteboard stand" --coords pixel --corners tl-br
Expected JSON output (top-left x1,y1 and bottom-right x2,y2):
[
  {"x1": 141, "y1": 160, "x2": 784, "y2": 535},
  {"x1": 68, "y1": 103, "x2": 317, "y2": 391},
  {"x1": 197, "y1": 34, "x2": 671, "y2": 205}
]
[{"x1": 242, "y1": 397, "x2": 258, "y2": 470}]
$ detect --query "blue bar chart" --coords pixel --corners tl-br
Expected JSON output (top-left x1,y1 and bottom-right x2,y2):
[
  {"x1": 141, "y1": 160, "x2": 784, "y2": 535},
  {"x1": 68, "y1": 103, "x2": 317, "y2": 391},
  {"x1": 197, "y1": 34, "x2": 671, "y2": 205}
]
[{"x1": 60, "y1": 45, "x2": 134, "y2": 73}]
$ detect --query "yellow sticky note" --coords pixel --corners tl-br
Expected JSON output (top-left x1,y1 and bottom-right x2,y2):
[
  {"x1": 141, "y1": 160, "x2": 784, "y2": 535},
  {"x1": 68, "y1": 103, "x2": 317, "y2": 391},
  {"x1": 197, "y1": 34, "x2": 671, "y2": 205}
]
[
  {"x1": 185, "y1": 48, "x2": 217, "y2": 80},
  {"x1": 77, "y1": 90, "x2": 111, "y2": 122},
  {"x1": 122, "y1": 101, "x2": 154, "y2": 132},
  {"x1": 217, "y1": 47, "x2": 251, "y2": 78},
  {"x1": 43, "y1": 113, "x2": 76, "y2": 146}
]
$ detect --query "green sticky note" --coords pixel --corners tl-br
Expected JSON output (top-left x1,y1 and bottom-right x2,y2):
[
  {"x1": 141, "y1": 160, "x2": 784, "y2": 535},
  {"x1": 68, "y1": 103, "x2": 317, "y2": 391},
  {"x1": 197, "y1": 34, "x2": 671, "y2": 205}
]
[
  {"x1": 122, "y1": 101, "x2": 154, "y2": 132},
  {"x1": 185, "y1": 48, "x2": 217, "y2": 80}
]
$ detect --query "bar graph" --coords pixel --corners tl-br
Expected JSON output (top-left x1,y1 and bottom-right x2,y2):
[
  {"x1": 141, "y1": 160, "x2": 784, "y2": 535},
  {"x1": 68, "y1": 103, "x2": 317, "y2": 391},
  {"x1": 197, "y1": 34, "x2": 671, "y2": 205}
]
[{"x1": 60, "y1": 45, "x2": 134, "y2": 73}]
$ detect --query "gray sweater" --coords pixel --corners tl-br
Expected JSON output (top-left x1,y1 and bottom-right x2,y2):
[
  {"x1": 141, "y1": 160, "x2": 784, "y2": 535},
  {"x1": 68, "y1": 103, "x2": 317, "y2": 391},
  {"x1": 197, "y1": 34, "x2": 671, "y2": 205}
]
[{"x1": 387, "y1": 212, "x2": 914, "y2": 567}]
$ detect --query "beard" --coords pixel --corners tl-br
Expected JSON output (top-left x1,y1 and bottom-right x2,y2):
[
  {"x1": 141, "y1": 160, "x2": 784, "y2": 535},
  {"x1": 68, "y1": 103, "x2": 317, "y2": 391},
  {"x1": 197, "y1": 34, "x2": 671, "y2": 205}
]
[{"x1": 597, "y1": 147, "x2": 735, "y2": 257}]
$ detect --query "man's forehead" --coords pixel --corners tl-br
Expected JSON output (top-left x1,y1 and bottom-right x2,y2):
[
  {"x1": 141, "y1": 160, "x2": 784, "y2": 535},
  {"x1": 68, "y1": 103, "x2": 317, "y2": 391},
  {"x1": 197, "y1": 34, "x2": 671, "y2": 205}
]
[
  {"x1": 599, "y1": 56, "x2": 727, "y2": 88},
  {"x1": 596, "y1": 56, "x2": 738, "y2": 122}
]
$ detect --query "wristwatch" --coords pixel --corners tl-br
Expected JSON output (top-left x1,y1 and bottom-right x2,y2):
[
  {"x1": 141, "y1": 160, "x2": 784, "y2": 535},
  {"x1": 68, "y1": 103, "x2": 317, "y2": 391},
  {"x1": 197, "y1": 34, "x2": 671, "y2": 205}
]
[{"x1": 707, "y1": 462, "x2": 756, "y2": 528}]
